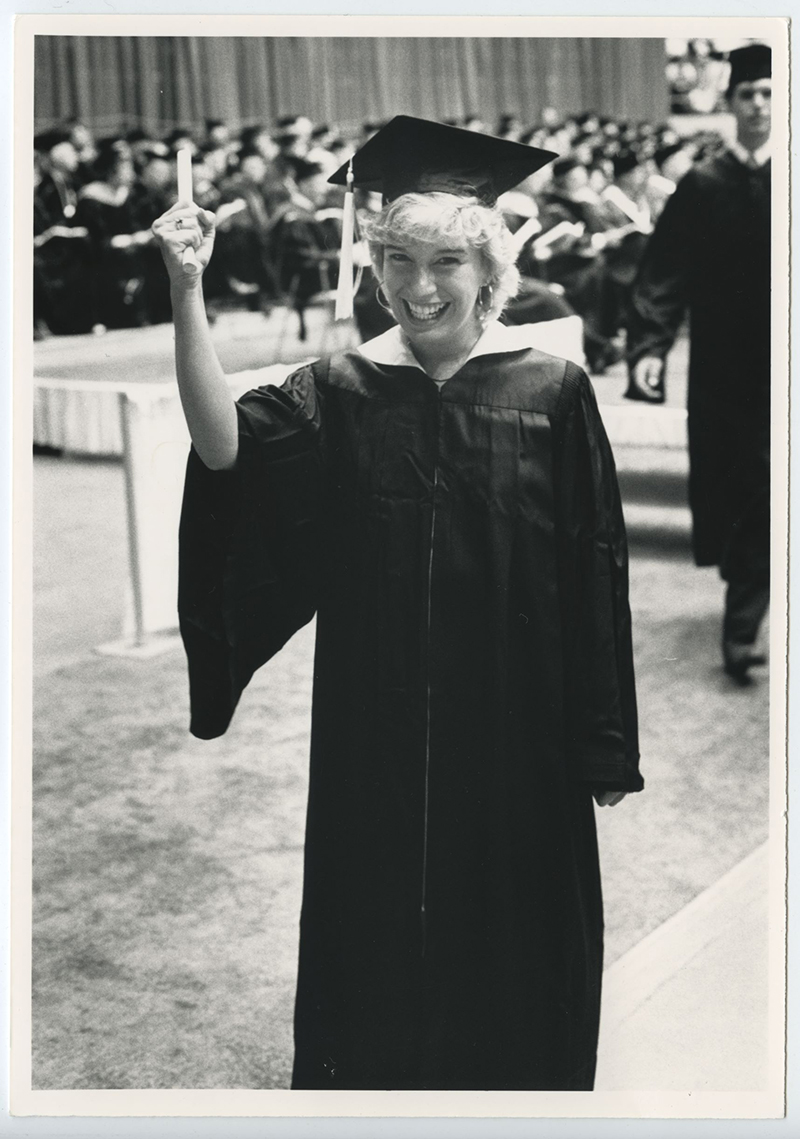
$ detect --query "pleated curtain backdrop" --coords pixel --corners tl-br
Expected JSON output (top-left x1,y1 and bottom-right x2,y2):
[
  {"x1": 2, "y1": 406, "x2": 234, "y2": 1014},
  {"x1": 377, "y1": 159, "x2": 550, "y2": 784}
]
[{"x1": 34, "y1": 36, "x2": 669, "y2": 136}]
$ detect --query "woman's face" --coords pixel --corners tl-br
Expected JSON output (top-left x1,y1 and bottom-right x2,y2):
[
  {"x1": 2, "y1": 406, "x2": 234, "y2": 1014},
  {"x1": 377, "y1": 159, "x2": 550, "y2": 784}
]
[{"x1": 381, "y1": 236, "x2": 487, "y2": 355}]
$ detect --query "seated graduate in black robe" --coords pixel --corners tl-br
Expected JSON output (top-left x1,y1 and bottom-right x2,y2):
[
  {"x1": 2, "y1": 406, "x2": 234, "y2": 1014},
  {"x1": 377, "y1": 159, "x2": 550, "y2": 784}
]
[
  {"x1": 129, "y1": 151, "x2": 179, "y2": 326},
  {"x1": 535, "y1": 155, "x2": 634, "y2": 372},
  {"x1": 33, "y1": 128, "x2": 93, "y2": 336},
  {"x1": 213, "y1": 147, "x2": 279, "y2": 311},
  {"x1": 76, "y1": 139, "x2": 152, "y2": 331},
  {"x1": 268, "y1": 156, "x2": 345, "y2": 340},
  {"x1": 153, "y1": 115, "x2": 644, "y2": 1093}
]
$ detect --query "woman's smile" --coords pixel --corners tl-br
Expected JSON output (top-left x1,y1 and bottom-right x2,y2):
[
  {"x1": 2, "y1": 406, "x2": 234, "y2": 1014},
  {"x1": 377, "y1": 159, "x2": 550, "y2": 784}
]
[{"x1": 402, "y1": 298, "x2": 450, "y2": 324}]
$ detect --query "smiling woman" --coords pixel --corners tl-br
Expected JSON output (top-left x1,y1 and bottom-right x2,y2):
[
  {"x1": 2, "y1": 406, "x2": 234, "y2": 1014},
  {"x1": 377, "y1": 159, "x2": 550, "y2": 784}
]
[
  {"x1": 158, "y1": 114, "x2": 644, "y2": 1092},
  {"x1": 364, "y1": 192, "x2": 520, "y2": 378}
]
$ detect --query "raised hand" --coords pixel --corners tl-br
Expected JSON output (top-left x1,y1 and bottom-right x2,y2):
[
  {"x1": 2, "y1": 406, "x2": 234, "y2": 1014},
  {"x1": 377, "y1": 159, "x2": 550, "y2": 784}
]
[{"x1": 151, "y1": 201, "x2": 216, "y2": 287}]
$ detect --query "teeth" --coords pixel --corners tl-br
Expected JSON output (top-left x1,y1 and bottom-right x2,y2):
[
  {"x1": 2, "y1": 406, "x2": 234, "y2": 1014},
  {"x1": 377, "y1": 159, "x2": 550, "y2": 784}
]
[{"x1": 407, "y1": 301, "x2": 447, "y2": 321}]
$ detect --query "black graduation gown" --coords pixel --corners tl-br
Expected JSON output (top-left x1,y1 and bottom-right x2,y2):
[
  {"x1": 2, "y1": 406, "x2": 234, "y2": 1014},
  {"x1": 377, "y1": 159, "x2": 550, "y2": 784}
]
[
  {"x1": 534, "y1": 191, "x2": 624, "y2": 367},
  {"x1": 76, "y1": 183, "x2": 148, "y2": 330},
  {"x1": 533, "y1": 191, "x2": 609, "y2": 296},
  {"x1": 33, "y1": 173, "x2": 94, "y2": 335},
  {"x1": 270, "y1": 205, "x2": 342, "y2": 338},
  {"x1": 129, "y1": 184, "x2": 174, "y2": 325},
  {"x1": 214, "y1": 176, "x2": 279, "y2": 302},
  {"x1": 627, "y1": 151, "x2": 770, "y2": 574},
  {"x1": 178, "y1": 347, "x2": 643, "y2": 1091}
]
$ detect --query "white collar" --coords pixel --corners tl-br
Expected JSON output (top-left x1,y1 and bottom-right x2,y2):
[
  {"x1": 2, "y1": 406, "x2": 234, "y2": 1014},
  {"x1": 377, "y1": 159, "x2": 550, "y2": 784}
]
[
  {"x1": 729, "y1": 138, "x2": 771, "y2": 168},
  {"x1": 358, "y1": 320, "x2": 545, "y2": 374}
]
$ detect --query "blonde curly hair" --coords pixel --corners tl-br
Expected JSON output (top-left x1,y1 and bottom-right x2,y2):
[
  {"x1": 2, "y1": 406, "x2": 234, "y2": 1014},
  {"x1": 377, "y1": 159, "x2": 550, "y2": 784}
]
[{"x1": 363, "y1": 192, "x2": 520, "y2": 322}]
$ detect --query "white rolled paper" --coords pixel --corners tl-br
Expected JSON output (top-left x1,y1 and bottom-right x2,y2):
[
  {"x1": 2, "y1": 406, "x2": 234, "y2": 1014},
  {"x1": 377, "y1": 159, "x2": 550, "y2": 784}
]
[
  {"x1": 177, "y1": 146, "x2": 193, "y2": 204},
  {"x1": 175, "y1": 147, "x2": 199, "y2": 273}
]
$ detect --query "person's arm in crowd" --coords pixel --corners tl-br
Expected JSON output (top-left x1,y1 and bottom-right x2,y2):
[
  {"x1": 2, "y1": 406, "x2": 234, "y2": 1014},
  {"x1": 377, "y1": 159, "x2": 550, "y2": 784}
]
[
  {"x1": 151, "y1": 201, "x2": 239, "y2": 471},
  {"x1": 626, "y1": 172, "x2": 696, "y2": 401},
  {"x1": 109, "y1": 229, "x2": 154, "y2": 250},
  {"x1": 214, "y1": 198, "x2": 248, "y2": 228},
  {"x1": 33, "y1": 224, "x2": 89, "y2": 247}
]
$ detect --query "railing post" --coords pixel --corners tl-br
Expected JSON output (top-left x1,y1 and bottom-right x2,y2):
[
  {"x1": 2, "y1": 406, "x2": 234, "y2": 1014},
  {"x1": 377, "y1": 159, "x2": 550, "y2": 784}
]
[{"x1": 117, "y1": 390, "x2": 146, "y2": 648}]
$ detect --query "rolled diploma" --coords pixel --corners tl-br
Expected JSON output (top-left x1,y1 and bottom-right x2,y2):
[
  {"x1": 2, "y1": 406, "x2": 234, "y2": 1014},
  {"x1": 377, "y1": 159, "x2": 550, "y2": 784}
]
[{"x1": 176, "y1": 147, "x2": 199, "y2": 272}]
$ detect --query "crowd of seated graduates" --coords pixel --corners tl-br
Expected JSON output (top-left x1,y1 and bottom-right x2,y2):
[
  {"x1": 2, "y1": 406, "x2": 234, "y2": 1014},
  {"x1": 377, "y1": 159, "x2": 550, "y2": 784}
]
[{"x1": 33, "y1": 110, "x2": 726, "y2": 365}]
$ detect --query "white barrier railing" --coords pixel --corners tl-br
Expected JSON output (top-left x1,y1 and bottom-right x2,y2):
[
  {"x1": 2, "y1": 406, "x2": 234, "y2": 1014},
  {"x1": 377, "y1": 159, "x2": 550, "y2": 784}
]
[{"x1": 35, "y1": 366, "x2": 308, "y2": 654}]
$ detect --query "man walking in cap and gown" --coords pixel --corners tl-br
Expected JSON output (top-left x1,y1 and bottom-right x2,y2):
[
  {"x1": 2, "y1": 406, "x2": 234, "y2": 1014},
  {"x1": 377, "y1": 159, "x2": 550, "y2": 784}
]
[{"x1": 626, "y1": 43, "x2": 772, "y2": 683}]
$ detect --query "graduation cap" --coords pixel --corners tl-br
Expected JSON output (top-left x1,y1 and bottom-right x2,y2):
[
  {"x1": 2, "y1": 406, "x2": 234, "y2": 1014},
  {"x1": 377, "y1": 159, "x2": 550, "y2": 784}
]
[
  {"x1": 289, "y1": 155, "x2": 328, "y2": 183},
  {"x1": 611, "y1": 148, "x2": 645, "y2": 179},
  {"x1": 276, "y1": 114, "x2": 313, "y2": 138},
  {"x1": 34, "y1": 127, "x2": 72, "y2": 154},
  {"x1": 164, "y1": 127, "x2": 196, "y2": 154},
  {"x1": 551, "y1": 154, "x2": 583, "y2": 181},
  {"x1": 329, "y1": 114, "x2": 555, "y2": 207},
  {"x1": 727, "y1": 43, "x2": 771, "y2": 93},
  {"x1": 92, "y1": 137, "x2": 132, "y2": 176},
  {"x1": 328, "y1": 115, "x2": 557, "y2": 320}
]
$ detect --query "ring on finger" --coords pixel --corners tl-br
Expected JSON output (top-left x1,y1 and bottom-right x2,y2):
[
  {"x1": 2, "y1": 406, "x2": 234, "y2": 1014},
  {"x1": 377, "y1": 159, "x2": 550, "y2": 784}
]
[{"x1": 176, "y1": 218, "x2": 184, "y2": 229}]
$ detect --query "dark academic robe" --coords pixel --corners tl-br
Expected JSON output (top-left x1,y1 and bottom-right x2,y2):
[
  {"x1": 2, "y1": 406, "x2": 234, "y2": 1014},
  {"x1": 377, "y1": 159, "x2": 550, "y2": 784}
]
[
  {"x1": 534, "y1": 190, "x2": 627, "y2": 367},
  {"x1": 76, "y1": 183, "x2": 148, "y2": 330},
  {"x1": 627, "y1": 151, "x2": 770, "y2": 575},
  {"x1": 270, "y1": 206, "x2": 342, "y2": 304},
  {"x1": 33, "y1": 172, "x2": 93, "y2": 335},
  {"x1": 178, "y1": 344, "x2": 643, "y2": 1091},
  {"x1": 129, "y1": 183, "x2": 174, "y2": 325},
  {"x1": 534, "y1": 190, "x2": 611, "y2": 294},
  {"x1": 214, "y1": 175, "x2": 279, "y2": 301}
]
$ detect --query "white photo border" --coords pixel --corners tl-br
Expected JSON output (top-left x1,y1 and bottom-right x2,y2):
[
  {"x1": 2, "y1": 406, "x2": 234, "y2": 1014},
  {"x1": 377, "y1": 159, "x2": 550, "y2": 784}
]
[{"x1": 3, "y1": 4, "x2": 795, "y2": 1135}]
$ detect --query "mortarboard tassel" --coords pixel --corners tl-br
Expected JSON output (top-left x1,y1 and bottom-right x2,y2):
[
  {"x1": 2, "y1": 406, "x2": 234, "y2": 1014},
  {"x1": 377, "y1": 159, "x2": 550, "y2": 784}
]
[{"x1": 334, "y1": 158, "x2": 356, "y2": 321}]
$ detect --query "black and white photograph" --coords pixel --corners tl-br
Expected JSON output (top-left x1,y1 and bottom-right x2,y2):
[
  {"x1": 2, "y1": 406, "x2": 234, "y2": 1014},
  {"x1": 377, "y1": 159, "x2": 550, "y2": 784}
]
[{"x1": 9, "y1": 12, "x2": 790, "y2": 1122}]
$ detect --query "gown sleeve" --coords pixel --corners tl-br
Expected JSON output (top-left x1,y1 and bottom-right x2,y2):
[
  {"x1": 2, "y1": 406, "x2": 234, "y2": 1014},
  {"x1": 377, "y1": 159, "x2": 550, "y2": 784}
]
[
  {"x1": 626, "y1": 169, "x2": 696, "y2": 371},
  {"x1": 178, "y1": 360, "x2": 327, "y2": 739},
  {"x1": 555, "y1": 363, "x2": 643, "y2": 793}
]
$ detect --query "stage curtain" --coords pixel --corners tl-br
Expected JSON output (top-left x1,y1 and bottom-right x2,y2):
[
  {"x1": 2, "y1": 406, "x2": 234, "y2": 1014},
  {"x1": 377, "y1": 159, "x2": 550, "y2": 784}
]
[{"x1": 34, "y1": 36, "x2": 669, "y2": 136}]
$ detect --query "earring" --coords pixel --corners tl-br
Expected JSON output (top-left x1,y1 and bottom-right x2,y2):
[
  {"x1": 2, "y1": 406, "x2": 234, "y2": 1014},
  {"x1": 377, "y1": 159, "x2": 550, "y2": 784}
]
[
  {"x1": 376, "y1": 284, "x2": 393, "y2": 313},
  {"x1": 478, "y1": 283, "x2": 494, "y2": 314}
]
